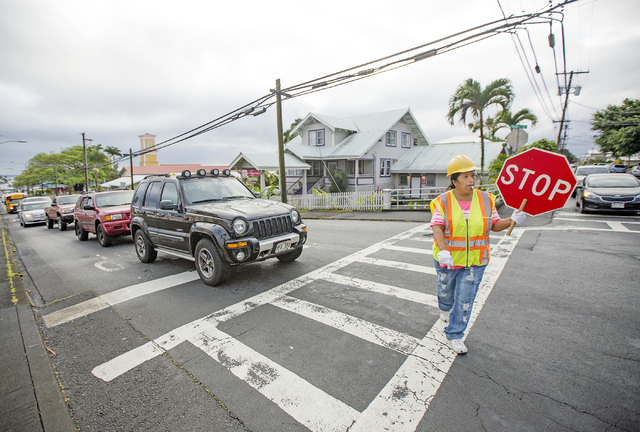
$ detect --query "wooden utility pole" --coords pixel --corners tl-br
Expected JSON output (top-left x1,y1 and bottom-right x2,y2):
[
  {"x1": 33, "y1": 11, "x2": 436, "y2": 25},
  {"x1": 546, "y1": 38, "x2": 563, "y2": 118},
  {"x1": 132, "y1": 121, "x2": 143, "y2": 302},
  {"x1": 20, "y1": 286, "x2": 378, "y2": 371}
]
[
  {"x1": 556, "y1": 70, "x2": 588, "y2": 152},
  {"x1": 82, "y1": 133, "x2": 92, "y2": 192},
  {"x1": 129, "y1": 148, "x2": 134, "y2": 190},
  {"x1": 275, "y1": 79, "x2": 287, "y2": 203}
]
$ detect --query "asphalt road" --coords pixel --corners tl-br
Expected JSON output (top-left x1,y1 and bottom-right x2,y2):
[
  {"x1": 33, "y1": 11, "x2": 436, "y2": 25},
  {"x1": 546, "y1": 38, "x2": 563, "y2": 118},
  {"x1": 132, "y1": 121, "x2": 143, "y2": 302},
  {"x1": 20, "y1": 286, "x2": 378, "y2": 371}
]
[{"x1": 4, "y1": 203, "x2": 640, "y2": 432}]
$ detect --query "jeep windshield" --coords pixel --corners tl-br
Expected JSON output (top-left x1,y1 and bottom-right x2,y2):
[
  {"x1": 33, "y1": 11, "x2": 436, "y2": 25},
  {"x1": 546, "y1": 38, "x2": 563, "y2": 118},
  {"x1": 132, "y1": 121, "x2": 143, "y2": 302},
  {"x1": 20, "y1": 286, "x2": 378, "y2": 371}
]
[
  {"x1": 95, "y1": 191, "x2": 135, "y2": 208},
  {"x1": 182, "y1": 177, "x2": 255, "y2": 204}
]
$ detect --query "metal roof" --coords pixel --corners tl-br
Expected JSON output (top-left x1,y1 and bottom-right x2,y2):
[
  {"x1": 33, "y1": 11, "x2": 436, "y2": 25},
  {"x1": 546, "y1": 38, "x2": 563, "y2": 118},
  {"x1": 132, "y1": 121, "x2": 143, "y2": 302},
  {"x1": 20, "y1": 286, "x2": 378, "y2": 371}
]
[
  {"x1": 286, "y1": 108, "x2": 430, "y2": 159},
  {"x1": 227, "y1": 152, "x2": 310, "y2": 171},
  {"x1": 392, "y1": 141, "x2": 505, "y2": 173}
]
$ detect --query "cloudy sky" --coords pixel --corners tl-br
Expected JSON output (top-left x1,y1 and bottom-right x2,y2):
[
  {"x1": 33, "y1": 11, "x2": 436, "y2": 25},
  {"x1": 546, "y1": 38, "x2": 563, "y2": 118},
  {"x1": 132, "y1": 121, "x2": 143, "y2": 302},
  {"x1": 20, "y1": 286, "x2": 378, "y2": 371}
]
[{"x1": 1, "y1": 0, "x2": 639, "y2": 178}]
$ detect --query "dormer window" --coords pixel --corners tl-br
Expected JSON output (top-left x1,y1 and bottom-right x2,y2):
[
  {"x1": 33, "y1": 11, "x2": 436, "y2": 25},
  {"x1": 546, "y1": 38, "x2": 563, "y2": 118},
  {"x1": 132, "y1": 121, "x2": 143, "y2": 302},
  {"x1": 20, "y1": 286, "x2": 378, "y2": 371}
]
[
  {"x1": 386, "y1": 131, "x2": 397, "y2": 147},
  {"x1": 309, "y1": 129, "x2": 325, "y2": 146}
]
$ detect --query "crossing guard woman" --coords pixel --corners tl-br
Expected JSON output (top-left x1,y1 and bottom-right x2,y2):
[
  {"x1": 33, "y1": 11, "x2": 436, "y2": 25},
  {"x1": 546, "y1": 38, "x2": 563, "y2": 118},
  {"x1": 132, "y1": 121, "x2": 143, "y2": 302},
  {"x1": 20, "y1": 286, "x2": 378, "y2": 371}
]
[{"x1": 430, "y1": 155, "x2": 525, "y2": 354}]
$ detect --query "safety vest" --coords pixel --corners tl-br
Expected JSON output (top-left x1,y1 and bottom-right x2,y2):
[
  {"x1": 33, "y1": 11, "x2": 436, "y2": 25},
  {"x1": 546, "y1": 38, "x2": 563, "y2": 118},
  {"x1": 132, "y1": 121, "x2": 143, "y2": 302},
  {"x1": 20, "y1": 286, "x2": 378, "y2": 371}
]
[{"x1": 430, "y1": 189, "x2": 495, "y2": 267}]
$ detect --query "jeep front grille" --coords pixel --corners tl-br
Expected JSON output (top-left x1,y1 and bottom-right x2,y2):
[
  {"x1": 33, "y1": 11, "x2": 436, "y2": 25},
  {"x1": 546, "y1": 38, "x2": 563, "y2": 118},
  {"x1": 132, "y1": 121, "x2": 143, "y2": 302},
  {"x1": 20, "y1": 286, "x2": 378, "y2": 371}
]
[{"x1": 252, "y1": 216, "x2": 293, "y2": 239}]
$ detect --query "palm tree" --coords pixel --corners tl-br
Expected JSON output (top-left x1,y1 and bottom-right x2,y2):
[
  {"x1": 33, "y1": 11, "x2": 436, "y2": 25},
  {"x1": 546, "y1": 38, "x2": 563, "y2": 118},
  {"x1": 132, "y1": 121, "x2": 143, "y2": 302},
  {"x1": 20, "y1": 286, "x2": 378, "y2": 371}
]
[
  {"x1": 494, "y1": 108, "x2": 537, "y2": 138},
  {"x1": 104, "y1": 146, "x2": 123, "y2": 162},
  {"x1": 447, "y1": 78, "x2": 514, "y2": 178}
]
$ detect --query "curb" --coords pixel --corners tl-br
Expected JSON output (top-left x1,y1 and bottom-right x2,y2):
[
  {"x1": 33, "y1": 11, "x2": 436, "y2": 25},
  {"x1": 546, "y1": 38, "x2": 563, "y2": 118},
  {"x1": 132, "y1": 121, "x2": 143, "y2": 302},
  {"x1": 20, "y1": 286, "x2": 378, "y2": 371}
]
[{"x1": 1, "y1": 215, "x2": 75, "y2": 432}]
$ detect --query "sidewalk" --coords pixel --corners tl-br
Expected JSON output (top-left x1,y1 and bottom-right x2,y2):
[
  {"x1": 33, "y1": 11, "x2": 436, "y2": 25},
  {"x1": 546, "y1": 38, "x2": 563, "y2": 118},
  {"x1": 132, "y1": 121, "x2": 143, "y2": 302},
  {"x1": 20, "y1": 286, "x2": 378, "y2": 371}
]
[{"x1": 0, "y1": 212, "x2": 75, "y2": 432}]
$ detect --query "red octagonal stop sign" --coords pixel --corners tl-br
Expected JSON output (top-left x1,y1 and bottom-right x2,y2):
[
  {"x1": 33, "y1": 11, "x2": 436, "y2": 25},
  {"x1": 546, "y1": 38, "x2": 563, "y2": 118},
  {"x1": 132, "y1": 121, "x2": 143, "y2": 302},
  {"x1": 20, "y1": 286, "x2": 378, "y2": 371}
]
[{"x1": 496, "y1": 148, "x2": 577, "y2": 216}]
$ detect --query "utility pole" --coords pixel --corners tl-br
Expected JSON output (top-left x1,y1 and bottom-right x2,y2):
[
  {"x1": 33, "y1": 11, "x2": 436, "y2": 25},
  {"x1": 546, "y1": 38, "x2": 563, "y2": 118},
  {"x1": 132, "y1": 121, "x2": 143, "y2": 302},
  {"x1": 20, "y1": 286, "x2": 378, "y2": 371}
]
[
  {"x1": 555, "y1": 70, "x2": 588, "y2": 152},
  {"x1": 127, "y1": 149, "x2": 134, "y2": 190},
  {"x1": 275, "y1": 79, "x2": 287, "y2": 204},
  {"x1": 82, "y1": 133, "x2": 92, "y2": 192}
]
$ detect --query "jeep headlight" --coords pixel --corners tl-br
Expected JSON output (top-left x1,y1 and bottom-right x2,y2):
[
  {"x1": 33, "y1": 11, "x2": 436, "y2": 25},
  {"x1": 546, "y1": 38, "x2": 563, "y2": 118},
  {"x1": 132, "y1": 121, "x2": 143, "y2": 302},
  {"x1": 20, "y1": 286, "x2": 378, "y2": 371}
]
[
  {"x1": 290, "y1": 208, "x2": 301, "y2": 224},
  {"x1": 62, "y1": 208, "x2": 74, "y2": 213},
  {"x1": 233, "y1": 218, "x2": 249, "y2": 236},
  {"x1": 106, "y1": 214, "x2": 123, "y2": 221}
]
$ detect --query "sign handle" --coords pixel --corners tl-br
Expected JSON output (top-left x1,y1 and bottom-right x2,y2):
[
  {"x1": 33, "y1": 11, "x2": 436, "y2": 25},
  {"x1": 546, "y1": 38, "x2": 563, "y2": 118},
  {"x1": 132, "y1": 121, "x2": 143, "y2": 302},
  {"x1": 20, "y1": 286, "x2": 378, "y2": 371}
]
[{"x1": 506, "y1": 199, "x2": 527, "y2": 236}]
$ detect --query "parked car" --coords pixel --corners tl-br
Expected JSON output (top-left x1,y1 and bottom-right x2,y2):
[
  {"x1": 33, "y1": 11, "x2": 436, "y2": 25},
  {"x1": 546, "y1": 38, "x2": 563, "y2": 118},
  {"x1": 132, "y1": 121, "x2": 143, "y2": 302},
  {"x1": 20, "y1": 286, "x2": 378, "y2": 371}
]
[
  {"x1": 45, "y1": 195, "x2": 81, "y2": 231},
  {"x1": 18, "y1": 201, "x2": 50, "y2": 227},
  {"x1": 629, "y1": 166, "x2": 640, "y2": 178},
  {"x1": 575, "y1": 173, "x2": 640, "y2": 214},
  {"x1": 609, "y1": 164, "x2": 627, "y2": 173},
  {"x1": 572, "y1": 165, "x2": 611, "y2": 197},
  {"x1": 74, "y1": 190, "x2": 134, "y2": 247},
  {"x1": 130, "y1": 170, "x2": 307, "y2": 286}
]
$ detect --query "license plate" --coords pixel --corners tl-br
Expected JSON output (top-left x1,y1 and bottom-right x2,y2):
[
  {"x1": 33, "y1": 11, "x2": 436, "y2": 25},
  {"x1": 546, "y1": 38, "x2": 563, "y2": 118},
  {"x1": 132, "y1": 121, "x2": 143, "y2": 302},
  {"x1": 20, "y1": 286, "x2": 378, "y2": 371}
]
[
  {"x1": 274, "y1": 241, "x2": 291, "y2": 253},
  {"x1": 611, "y1": 202, "x2": 625, "y2": 209}
]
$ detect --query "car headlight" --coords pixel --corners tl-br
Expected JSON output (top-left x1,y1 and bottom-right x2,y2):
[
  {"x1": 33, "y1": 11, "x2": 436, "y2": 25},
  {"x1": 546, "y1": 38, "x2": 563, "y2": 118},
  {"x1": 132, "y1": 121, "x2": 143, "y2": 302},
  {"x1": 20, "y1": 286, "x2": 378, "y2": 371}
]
[
  {"x1": 24, "y1": 213, "x2": 33, "y2": 217},
  {"x1": 583, "y1": 191, "x2": 599, "y2": 199},
  {"x1": 106, "y1": 214, "x2": 123, "y2": 221},
  {"x1": 290, "y1": 208, "x2": 301, "y2": 224},
  {"x1": 233, "y1": 218, "x2": 249, "y2": 236},
  {"x1": 62, "y1": 208, "x2": 74, "y2": 213}
]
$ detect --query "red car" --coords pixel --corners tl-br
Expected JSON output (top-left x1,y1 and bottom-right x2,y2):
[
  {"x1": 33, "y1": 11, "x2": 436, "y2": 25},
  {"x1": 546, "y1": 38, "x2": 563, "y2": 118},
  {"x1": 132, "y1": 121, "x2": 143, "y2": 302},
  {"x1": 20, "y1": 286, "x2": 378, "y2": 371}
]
[{"x1": 74, "y1": 190, "x2": 134, "y2": 247}]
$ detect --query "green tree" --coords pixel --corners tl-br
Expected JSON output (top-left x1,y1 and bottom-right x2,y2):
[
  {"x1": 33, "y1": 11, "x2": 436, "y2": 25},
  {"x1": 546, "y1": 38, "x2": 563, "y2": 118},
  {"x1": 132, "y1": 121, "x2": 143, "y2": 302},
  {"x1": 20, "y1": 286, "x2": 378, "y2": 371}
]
[
  {"x1": 328, "y1": 169, "x2": 348, "y2": 193},
  {"x1": 104, "y1": 146, "x2": 123, "y2": 162},
  {"x1": 283, "y1": 118, "x2": 302, "y2": 144},
  {"x1": 447, "y1": 78, "x2": 514, "y2": 177},
  {"x1": 518, "y1": 138, "x2": 558, "y2": 154},
  {"x1": 592, "y1": 98, "x2": 640, "y2": 167}
]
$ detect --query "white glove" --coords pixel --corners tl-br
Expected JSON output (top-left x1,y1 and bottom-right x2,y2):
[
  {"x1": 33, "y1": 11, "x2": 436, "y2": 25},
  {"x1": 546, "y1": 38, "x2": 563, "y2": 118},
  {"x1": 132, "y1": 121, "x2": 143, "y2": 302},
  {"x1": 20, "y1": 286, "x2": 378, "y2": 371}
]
[
  {"x1": 437, "y1": 250, "x2": 453, "y2": 268},
  {"x1": 511, "y1": 209, "x2": 526, "y2": 224}
]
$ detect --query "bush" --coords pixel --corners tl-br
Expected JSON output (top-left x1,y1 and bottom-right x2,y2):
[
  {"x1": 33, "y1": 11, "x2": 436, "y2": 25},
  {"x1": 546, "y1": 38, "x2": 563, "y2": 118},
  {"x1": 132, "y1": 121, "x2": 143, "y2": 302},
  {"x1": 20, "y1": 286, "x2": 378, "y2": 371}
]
[{"x1": 329, "y1": 169, "x2": 349, "y2": 193}]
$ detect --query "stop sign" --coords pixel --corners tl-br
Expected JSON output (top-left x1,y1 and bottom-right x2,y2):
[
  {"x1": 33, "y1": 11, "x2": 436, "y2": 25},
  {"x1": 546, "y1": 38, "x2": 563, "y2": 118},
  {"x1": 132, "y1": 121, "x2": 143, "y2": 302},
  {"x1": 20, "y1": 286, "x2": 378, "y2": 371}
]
[{"x1": 496, "y1": 148, "x2": 576, "y2": 216}]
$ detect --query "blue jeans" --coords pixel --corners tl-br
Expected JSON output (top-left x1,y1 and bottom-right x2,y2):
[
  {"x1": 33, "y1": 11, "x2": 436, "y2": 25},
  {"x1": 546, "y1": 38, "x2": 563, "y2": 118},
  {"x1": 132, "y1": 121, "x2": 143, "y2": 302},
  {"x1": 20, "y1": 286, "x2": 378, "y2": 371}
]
[{"x1": 434, "y1": 259, "x2": 487, "y2": 340}]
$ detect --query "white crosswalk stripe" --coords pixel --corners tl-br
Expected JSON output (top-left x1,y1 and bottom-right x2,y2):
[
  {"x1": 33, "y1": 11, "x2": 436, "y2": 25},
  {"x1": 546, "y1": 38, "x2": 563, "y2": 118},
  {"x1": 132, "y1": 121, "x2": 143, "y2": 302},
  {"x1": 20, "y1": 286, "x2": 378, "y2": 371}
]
[{"x1": 86, "y1": 224, "x2": 524, "y2": 431}]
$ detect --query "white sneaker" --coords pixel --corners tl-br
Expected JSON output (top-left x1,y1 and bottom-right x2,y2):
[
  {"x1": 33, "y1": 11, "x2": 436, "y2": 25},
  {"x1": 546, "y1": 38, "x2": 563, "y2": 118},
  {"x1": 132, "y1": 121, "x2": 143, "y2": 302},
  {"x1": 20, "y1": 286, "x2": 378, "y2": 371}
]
[
  {"x1": 449, "y1": 339, "x2": 468, "y2": 354},
  {"x1": 439, "y1": 310, "x2": 450, "y2": 323}
]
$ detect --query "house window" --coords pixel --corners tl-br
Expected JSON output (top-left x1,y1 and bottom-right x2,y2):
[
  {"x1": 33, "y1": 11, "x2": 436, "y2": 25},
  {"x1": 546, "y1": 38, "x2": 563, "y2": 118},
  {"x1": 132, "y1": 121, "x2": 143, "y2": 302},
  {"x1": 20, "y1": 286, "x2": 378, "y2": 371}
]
[
  {"x1": 311, "y1": 161, "x2": 323, "y2": 176},
  {"x1": 327, "y1": 161, "x2": 338, "y2": 172},
  {"x1": 414, "y1": 138, "x2": 418, "y2": 146},
  {"x1": 386, "y1": 130, "x2": 397, "y2": 147},
  {"x1": 347, "y1": 161, "x2": 355, "y2": 176},
  {"x1": 359, "y1": 160, "x2": 373, "y2": 176},
  {"x1": 286, "y1": 169, "x2": 304, "y2": 176},
  {"x1": 402, "y1": 133, "x2": 411, "y2": 148},
  {"x1": 380, "y1": 159, "x2": 392, "y2": 177},
  {"x1": 399, "y1": 174, "x2": 409, "y2": 186},
  {"x1": 425, "y1": 173, "x2": 436, "y2": 186},
  {"x1": 309, "y1": 129, "x2": 325, "y2": 146}
]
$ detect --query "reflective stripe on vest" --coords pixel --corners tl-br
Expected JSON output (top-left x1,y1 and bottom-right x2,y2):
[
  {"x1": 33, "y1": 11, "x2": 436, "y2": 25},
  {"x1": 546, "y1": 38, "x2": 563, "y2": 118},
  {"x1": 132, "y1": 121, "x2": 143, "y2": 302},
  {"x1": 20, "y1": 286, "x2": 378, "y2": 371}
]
[{"x1": 430, "y1": 189, "x2": 495, "y2": 267}]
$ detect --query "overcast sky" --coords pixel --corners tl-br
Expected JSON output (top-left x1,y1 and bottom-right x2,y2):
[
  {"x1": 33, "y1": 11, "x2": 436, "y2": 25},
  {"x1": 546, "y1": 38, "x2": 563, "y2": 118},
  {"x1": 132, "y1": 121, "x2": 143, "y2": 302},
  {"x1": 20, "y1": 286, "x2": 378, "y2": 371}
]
[{"x1": 1, "y1": 0, "x2": 639, "y2": 178}]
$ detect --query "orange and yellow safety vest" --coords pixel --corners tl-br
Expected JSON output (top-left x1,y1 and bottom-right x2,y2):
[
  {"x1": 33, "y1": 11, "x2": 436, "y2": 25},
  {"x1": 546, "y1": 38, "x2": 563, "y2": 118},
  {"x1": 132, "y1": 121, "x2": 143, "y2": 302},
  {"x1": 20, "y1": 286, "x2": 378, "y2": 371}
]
[{"x1": 430, "y1": 189, "x2": 495, "y2": 267}]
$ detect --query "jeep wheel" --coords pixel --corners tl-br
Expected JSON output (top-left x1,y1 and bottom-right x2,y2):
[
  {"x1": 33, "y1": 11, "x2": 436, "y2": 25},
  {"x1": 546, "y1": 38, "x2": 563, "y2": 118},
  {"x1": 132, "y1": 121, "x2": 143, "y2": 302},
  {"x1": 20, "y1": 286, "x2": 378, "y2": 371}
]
[
  {"x1": 97, "y1": 224, "x2": 113, "y2": 247},
  {"x1": 58, "y1": 215, "x2": 67, "y2": 231},
  {"x1": 76, "y1": 222, "x2": 88, "y2": 241},
  {"x1": 46, "y1": 215, "x2": 54, "y2": 229},
  {"x1": 276, "y1": 246, "x2": 303, "y2": 263},
  {"x1": 134, "y1": 230, "x2": 157, "y2": 263},
  {"x1": 195, "y1": 238, "x2": 230, "y2": 286}
]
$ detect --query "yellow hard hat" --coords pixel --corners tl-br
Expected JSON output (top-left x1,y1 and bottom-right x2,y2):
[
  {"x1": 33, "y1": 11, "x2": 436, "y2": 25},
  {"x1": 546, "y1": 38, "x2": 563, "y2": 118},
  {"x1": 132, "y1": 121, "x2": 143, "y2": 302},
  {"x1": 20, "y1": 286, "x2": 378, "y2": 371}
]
[{"x1": 447, "y1": 155, "x2": 480, "y2": 176}]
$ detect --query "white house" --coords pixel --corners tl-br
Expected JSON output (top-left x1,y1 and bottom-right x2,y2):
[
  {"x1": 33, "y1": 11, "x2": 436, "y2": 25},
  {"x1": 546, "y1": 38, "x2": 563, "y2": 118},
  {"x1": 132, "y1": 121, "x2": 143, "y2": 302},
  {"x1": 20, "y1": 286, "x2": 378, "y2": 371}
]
[{"x1": 228, "y1": 108, "x2": 505, "y2": 196}]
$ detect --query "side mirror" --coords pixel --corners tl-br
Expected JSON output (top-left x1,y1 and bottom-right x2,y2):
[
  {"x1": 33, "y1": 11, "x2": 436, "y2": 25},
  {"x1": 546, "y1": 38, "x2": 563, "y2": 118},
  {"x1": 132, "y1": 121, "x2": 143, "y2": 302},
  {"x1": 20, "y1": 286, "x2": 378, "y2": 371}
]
[
  {"x1": 51, "y1": 202, "x2": 57, "y2": 207},
  {"x1": 160, "y1": 200, "x2": 178, "y2": 210},
  {"x1": 83, "y1": 204, "x2": 95, "y2": 211},
  {"x1": 254, "y1": 192, "x2": 261, "y2": 198}
]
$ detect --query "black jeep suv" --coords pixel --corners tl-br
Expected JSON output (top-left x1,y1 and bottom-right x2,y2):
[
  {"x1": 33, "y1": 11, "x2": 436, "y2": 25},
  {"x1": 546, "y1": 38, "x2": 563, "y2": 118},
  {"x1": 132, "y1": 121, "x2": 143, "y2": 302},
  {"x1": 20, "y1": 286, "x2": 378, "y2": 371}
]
[{"x1": 130, "y1": 169, "x2": 307, "y2": 286}]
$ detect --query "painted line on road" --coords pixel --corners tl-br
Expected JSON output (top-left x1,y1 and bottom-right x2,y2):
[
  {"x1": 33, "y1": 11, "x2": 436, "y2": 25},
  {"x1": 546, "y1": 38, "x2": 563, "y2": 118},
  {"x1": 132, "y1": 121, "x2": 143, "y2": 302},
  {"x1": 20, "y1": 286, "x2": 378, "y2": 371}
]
[
  {"x1": 191, "y1": 325, "x2": 360, "y2": 431},
  {"x1": 356, "y1": 257, "x2": 436, "y2": 275},
  {"x1": 272, "y1": 295, "x2": 421, "y2": 355},
  {"x1": 348, "y1": 228, "x2": 524, "y2": 432},
  {"x1": 92, "y1": 224, "x2": 430, "y2": 382},
  {"x1": 320, "y1": 273, "x2": 438, "y2": 307},
  {"x1": 383, "y1": 244, "x2": 432, "y2": 255},
  {"x1": 42, "y1": 271, "x2": 200, "y2": 327}
]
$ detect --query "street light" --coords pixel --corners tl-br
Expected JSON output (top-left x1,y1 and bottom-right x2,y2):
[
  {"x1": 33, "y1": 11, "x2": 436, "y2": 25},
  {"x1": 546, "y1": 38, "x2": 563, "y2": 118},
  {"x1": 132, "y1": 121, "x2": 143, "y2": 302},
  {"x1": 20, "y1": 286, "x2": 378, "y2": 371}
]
[{"x1": 0, "y1": 140, "x2": 28, "y2": 145}]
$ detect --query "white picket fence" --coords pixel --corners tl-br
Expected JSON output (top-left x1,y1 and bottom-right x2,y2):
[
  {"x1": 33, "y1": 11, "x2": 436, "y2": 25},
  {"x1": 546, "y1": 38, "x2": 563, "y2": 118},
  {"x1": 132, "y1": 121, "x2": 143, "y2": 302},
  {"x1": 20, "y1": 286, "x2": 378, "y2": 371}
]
[{"x1": 286, "y1": 190, "x2": 384, "y2": 211}]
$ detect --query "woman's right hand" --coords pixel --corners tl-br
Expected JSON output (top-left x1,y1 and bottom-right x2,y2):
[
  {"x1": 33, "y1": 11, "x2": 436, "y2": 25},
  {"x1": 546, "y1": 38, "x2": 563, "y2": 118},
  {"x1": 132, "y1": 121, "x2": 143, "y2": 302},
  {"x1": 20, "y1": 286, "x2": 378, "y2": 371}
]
[{"x1": 437, "y1": 250, "x2": 453, "y2": 268}]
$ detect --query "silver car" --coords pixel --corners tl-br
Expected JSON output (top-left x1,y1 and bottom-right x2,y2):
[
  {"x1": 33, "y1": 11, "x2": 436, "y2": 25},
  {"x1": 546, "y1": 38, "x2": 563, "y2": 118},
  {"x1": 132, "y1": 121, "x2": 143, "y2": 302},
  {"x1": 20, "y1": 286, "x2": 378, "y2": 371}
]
[
  {"x1": 19, "y1": 201, "x2": 50, "y2": 227},
  {"x1": 572, "y1": 165, "x2": 611, "y2": 197}
]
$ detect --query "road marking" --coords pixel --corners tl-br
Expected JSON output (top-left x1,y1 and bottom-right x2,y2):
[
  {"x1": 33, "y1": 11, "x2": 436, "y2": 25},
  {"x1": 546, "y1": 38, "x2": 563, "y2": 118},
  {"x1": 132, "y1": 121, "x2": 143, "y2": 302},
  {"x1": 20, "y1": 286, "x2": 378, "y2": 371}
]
[
  {"x1": 91, "y1": 224, "x2": 523, "y2": 432},
  {"x1": 321, "y1": 273, "x2": 438, "y2": 307},
  {"x1": 272, "y1": 295, "x2": 421, "y2": 355},
  {"x1": 606, "y1": 221, "x2": 632, "y2": 232},
  {"x1": 356, "y1": 257, "x2": 436, "y2": 274},
  {"x1": 191, "y1": 325, "x2": 360, "y2": 431},
  {"x1": 383, "y1": 244, "x2": 432, "y2": 255},
  {"x1": 42, "y1": 271, "x2": 200, "y2": 327},
  {"x1": 554, "y1": 217, "x2": 640, "y2": 225}
]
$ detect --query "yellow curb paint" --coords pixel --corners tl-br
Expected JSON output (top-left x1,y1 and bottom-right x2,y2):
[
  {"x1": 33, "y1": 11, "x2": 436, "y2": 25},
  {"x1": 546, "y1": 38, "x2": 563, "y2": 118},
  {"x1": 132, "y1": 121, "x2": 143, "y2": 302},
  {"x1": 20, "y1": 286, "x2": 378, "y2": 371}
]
[{"x1": 2, "y1": 226, "x2": 21, "y2": 305}]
